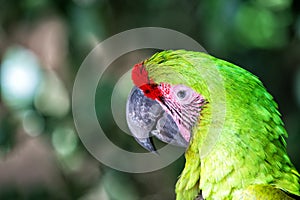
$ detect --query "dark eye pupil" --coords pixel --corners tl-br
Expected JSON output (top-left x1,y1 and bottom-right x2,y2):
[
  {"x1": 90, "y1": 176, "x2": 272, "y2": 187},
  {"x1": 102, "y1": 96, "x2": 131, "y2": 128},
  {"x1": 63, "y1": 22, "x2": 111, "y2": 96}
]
[{"x1": 177, "y1": 90, "x2": 186, "y2": 99}]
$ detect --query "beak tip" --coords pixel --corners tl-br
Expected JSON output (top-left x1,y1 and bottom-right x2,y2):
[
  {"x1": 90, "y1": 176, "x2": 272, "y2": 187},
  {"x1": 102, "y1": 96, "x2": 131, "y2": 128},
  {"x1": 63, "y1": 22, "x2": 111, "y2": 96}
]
[{"x1": 135, "y1": 137, "x2": 157, "y2": 153}]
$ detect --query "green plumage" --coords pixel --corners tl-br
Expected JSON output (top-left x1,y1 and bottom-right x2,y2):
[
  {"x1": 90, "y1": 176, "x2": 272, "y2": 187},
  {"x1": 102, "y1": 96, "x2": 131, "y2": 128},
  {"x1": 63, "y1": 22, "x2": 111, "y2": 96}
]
[{"x1": 143, "y1": 50, "x2": 300, "y2": 200}]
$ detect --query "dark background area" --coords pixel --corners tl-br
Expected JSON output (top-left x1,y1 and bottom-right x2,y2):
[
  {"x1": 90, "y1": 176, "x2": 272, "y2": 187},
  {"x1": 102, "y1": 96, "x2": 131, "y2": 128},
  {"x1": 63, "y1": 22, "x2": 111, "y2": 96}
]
[{"x1": 0, "y1": 0, "x2": 300, "y2": 199}]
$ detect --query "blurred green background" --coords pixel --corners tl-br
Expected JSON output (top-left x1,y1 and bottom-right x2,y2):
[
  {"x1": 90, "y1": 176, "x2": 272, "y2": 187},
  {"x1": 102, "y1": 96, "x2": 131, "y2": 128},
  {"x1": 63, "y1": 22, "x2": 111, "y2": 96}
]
[{"x1": 0, "y1": 0, "x2": 300, "y2": 199}]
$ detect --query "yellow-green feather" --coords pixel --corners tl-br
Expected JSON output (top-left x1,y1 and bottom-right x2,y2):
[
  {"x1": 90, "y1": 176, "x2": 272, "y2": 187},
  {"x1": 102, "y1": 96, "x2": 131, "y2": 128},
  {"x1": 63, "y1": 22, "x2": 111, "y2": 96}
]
[{"x1": 143, "y1": 50, "x2": 300, "y2": 200}]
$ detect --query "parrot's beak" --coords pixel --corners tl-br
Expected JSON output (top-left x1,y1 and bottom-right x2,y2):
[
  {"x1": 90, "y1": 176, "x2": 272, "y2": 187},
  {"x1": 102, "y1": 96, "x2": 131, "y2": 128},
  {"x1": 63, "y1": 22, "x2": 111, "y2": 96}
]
[{"x1": 126, "y1": 87, "x2": 189, "y2": 152}]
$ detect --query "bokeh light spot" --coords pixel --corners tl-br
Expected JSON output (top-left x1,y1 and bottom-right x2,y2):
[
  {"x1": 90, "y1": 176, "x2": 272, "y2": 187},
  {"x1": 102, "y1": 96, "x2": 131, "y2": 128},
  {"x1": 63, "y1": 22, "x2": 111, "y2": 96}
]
[
  {"x1": 52, "y1": 126, "x2": 78, "y2": 156},
  {"x1": 34, "y1": 71, "x2": 70, "y2": 117},
  {"x1": 22, "y1": 110, "x2": 45, "y2": 137},
  {"x1": 1, "y1": 46, "x2": 42, "y2": 109},
  {"x1": 235, "y1": 3, "x2": 288, "y2": 48},
  {"x1": 255, "y1": 0, "x2": 292, "y2": 10}
]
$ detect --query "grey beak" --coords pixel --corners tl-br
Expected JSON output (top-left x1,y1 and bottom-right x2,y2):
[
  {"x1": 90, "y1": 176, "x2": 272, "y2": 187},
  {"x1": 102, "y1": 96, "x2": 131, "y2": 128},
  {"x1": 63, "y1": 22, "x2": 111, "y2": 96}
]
[{"x1": 126, "y1": 87, "x2": 189, "y2": 152}]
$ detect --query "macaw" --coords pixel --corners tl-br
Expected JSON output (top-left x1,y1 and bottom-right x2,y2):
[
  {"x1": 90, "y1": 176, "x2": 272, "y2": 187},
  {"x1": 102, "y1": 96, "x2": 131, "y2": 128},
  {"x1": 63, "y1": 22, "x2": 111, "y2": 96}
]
[{"x1": 126, "y1": 50, "x2": 300, "y2": 200}]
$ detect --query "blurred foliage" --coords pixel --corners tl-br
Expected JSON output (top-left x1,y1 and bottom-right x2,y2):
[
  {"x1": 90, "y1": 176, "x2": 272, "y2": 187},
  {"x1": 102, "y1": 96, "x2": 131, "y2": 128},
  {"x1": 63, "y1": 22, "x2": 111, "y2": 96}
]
[{"x1": 0, "y1": 0, "x2": 300, "y2": 199}]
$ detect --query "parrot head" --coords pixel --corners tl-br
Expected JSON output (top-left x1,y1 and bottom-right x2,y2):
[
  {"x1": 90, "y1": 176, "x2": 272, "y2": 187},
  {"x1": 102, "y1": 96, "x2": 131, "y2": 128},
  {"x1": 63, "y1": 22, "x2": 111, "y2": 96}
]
[{"x1": 126, "y1": 50, "x2": 208, "y2": 152}]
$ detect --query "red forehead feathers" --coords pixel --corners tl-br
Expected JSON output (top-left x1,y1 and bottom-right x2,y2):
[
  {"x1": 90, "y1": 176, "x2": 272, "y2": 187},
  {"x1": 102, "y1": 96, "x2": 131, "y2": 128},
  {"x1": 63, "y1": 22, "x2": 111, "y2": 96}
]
[
  {"x1": 131, "y1": 62, "x2": 163, "y2": 100},
  {"x1": 132, "y1": 62, "x2": 152, "y2": 86}
]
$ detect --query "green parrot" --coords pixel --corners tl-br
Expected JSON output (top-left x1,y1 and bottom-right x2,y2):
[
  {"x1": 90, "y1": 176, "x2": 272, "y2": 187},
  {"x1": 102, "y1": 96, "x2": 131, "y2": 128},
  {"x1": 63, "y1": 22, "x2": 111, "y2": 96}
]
[{"x1": 126, "y1": 50, "x2": 300, "y2": 200}]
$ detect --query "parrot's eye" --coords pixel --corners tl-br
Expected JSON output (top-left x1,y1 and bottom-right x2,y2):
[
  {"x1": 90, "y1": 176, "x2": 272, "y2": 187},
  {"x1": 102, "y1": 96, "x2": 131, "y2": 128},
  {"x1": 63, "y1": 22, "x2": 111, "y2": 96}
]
[
  {"x1": 172, "y1": 85, "x2": 194, "y2": 103},
  {"x1": 176, "y1": 90, "x2": 186, "y2": 99}
]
